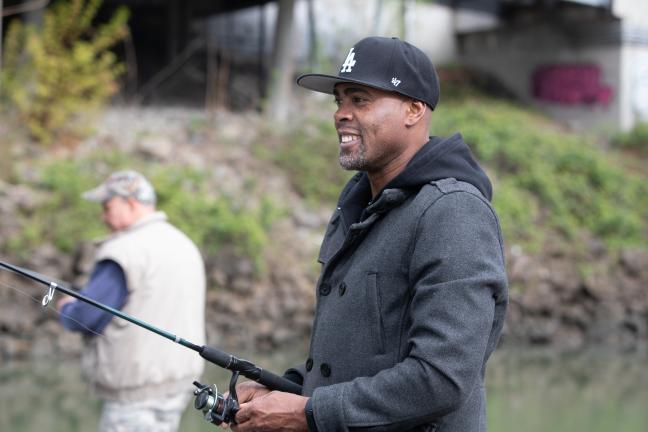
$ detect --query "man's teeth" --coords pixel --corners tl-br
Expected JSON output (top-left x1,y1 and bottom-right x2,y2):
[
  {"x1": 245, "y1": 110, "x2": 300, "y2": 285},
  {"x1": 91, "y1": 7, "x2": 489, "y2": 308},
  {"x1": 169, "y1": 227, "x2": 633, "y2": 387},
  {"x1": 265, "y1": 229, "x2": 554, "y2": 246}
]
[{"x1": 341, "y1": 135, "x2": 358, "y2": 143}]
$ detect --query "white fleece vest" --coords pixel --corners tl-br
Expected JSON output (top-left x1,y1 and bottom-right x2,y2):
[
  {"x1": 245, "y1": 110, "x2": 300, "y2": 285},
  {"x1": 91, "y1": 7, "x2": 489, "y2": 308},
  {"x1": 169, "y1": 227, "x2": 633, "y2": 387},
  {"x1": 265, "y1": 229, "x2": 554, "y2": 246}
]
[{"x1": 86, "y1": 212, "x2": 205, "y2": 401}]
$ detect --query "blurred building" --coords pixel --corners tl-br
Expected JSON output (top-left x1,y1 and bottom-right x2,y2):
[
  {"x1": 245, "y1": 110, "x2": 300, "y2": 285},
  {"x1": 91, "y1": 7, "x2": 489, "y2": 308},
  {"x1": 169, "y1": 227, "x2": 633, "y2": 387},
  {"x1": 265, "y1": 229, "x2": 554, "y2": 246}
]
[
  {"x1": 291, "y1": 0, "x2": 648, "y2": 132},
  {"x1": 3, "y1": 0, "x2": 646, "y2": 130},
  {"x1": 456, "y1": 0, "x2": 648, "y2": 132}
]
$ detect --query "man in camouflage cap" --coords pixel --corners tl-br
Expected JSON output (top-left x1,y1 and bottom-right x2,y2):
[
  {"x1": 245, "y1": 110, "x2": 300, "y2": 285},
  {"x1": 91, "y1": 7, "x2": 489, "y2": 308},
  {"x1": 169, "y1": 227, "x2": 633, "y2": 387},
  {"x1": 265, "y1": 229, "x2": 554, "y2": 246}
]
[{"x1": 58, "y1": 170, "x2": 206, "y2": 432}]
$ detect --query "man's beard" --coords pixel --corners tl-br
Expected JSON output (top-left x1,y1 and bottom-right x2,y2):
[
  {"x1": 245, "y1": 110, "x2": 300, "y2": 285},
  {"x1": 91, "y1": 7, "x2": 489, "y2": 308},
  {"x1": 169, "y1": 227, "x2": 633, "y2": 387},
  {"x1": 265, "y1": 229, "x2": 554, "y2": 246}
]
[{"x1": 339, "y1": 141, "x2": 367, "y2": 171}]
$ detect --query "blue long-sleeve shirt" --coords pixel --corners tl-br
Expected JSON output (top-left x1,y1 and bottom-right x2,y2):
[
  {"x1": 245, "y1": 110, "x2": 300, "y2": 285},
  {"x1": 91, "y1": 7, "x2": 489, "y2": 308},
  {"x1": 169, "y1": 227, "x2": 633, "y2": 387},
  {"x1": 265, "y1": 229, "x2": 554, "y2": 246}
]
[{"x1": 59, "y1": 259, "x2": 128, "y2": 335}]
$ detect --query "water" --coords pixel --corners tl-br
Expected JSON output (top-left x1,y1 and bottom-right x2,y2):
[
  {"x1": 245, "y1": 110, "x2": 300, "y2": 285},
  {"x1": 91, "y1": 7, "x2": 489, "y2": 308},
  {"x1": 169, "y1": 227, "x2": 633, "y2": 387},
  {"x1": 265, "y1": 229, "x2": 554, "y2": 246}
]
[
  {"x1": 487, "y1": 348, "x2": 648, "y2": 432},
  {"x1": 1, "y1": 348, "x2": 646, "y2": 431}
]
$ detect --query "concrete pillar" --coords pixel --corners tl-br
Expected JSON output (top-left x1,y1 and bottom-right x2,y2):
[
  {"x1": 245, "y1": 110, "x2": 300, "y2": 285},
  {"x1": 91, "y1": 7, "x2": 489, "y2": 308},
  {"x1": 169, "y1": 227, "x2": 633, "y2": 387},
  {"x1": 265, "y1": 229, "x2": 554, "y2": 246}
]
[{"x1": 267, "y1": 0, "x2": 296, "y2": 123}]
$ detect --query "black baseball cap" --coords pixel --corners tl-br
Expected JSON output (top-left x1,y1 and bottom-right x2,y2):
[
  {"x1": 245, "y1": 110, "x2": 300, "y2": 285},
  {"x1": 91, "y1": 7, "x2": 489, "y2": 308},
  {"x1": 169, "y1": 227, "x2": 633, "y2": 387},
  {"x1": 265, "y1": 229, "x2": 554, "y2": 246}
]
[{"x1": 297, "y1": 36, "x2": 440, "y2": 109}]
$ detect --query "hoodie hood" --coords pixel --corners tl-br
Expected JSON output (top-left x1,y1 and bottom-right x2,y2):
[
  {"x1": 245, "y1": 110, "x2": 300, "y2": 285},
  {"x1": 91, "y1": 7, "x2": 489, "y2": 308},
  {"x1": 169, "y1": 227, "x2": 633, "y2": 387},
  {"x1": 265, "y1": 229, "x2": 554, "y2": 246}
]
[
  {"x1": 388, "y1": 133, "x2": 492, "y2": 200},
  {"x1": 338, "y1": 133, "x2": 492, "y2": 225}
]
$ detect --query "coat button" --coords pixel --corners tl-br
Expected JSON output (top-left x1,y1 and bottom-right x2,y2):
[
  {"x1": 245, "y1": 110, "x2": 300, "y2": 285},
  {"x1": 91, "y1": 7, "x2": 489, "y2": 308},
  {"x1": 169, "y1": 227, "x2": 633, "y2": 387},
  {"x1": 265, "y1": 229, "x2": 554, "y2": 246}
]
[
  {"x1": 306, "y1": 358, "x2": 313, "y2": 371},
  {"x1": 320, "y1": 363, "x2": 331, "y2": 377},
  {"x1": 338, "y1": 282, "x2": 347, "y2": 296},
  {"x1": 319, "y1": 283, "x2": 331, "y2": 296}
]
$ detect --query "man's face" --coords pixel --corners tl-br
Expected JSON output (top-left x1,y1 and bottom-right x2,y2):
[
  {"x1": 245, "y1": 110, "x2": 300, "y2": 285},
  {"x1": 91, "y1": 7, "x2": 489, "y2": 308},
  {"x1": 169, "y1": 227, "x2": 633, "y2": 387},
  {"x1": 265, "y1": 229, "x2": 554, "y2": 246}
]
[
  {"x1": 102, "y1": 196, "x2": 136, "y2": 232},
  {"x1": 333, "y1": 83, "x2": 410, "y2": 173}
]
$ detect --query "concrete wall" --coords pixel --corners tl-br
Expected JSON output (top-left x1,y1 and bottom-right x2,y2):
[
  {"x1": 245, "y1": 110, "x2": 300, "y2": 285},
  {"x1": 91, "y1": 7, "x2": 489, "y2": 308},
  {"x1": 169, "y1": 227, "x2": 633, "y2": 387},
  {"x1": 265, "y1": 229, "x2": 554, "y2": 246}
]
[{"x1": 459, "y1": 19, "x2": 629, "y2": 131}]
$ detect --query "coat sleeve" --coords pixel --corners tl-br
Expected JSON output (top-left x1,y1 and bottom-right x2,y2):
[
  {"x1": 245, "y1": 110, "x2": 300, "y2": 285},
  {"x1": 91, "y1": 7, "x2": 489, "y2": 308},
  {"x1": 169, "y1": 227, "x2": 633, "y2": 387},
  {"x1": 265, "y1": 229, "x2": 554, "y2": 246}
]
[{"x1": 310, "y1": 191, "x2": 507, "y2": 431}]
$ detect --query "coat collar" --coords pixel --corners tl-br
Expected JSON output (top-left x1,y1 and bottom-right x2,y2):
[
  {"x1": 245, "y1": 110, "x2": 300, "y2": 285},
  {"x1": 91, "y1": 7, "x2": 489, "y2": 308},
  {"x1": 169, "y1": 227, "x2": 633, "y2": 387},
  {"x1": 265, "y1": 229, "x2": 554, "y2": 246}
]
[
  {"x1": 96, "y1": 211, "x2": 168, "y2": 245},
  {"x1": 339, "y1": 172, "x2": 412, "y2": 230}
]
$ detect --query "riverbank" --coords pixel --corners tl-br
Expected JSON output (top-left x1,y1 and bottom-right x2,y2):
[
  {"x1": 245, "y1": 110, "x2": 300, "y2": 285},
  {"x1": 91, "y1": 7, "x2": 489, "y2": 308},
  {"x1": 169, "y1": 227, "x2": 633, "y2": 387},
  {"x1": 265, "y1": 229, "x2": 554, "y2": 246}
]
[{"x1": 1, "y1": 104, "x2": 647, "y2": 361}]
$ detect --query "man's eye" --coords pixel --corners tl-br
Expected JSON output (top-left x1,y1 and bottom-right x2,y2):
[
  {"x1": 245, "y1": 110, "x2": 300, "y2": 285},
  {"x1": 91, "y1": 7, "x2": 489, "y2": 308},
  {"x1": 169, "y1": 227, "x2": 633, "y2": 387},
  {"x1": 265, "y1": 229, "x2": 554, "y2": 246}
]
[
  {"x1": 334, "y1": 99, "x2": 341, "y2": 106},
  {"x1": 352, "y1": 96, "x2": 366, "y2": 104}
]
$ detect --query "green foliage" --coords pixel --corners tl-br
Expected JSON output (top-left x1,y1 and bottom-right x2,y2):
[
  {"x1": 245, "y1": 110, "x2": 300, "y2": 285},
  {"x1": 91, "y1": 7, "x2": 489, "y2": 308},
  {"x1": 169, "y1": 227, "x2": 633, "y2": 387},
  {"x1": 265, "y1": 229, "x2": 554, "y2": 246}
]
[
  {"x1": 149, "y1": 167, "x2": 283, "y2": 272},
  {"x1": 0, "y1": 0, "x2": 129, "y2": 144},
  {"x1": 5, "y1": 151, "x2": 282, "y2": 274},
  {"x1": 253, "y1": 118, "x2": 353, "y2": 205},
  {"x1": 254, "y1": 91, "x2": 647, "y2": 250},
  {"x1": 490, "y1": 178, "x2": 542, "y2": 249},
  {"x1": 612, "y1": 122, "x2": 648, "y2": 155},
  {"x1": 432, "y1": 96, "x2": 648, "y2": 249}
]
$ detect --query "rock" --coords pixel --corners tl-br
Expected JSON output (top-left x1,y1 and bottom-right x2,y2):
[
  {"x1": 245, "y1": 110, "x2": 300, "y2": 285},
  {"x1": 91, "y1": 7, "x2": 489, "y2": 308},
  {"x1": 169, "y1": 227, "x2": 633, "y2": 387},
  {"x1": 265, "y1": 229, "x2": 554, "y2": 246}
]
[
  {"x1": 71, "y1": 242, "x2": 97, "y2": 286},
  {"x1": 137, "y1": 135, "x2": 175, "y2": 161},
  {"x1": 29, "y1": 243, "x2": 73, "y2": 281},
  {"x1": 619, "y1": 249, "x2": 648, "y2": 278},
  {"x1": 293, "y1": 207, "x2": 322, "y2": 229},
  {"x1": 56, "y1": 331, "x2": 83, "y2": 357},
  {"x1": 0, "y1": 336, "x2": 32, "y2": 359}
]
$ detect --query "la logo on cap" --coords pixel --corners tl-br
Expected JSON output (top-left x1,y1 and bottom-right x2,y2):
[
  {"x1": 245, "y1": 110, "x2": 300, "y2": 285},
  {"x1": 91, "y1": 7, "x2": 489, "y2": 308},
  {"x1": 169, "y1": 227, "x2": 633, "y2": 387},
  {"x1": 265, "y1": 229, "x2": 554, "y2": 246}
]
[{"x1": 340, "y1": 48, "x2": 356, "y2": 73}]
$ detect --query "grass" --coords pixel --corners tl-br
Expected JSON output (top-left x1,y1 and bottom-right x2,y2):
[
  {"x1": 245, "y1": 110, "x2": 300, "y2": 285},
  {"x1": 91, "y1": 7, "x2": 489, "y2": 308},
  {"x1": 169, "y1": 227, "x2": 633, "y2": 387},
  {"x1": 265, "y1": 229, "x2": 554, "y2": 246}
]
[
  {"x1": 3, "y1": 150, "x2": 282, "y2": 275},
  {"x1": 4, "y1": 89, "x2": 647, "y2": 278},
  {"x1": 257, "y1": 91, "x2": 647, "y2": 252},
  {"x1": 431, "y1": 95, "x2": 648, "y2": 250}
]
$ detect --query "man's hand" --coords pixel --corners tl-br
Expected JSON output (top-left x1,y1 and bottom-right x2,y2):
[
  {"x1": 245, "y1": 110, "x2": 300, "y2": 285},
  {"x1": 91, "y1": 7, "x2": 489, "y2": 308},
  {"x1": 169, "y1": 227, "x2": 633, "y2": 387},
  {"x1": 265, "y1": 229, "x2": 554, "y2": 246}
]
[
  {"x1": 56, "y1": 295, "x2": 76, "y2": 312},
  {"x1": 234, "y1": 380, "x2": 273, "y2": 404},
  {"x1": 231, "y1": 391, "x2": 309, "y2": 432},
  {"x1": 219, "y1": 381, "x2": 273, "y2": 429}
]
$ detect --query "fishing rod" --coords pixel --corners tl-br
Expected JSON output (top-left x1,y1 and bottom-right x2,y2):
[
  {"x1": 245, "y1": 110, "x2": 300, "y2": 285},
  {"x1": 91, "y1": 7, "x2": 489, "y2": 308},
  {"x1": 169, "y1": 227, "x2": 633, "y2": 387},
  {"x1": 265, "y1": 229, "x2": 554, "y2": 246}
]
[{"x1": 0, "y1": 259, "x2": 302, "y2": 425}]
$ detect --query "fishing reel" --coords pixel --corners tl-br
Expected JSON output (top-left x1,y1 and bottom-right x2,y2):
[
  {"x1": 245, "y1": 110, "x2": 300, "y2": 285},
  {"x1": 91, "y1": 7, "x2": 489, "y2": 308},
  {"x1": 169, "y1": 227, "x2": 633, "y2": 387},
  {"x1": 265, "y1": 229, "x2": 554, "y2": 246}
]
[{"x1": 193, "y1": 371, "x2": 240, "y2": 425}]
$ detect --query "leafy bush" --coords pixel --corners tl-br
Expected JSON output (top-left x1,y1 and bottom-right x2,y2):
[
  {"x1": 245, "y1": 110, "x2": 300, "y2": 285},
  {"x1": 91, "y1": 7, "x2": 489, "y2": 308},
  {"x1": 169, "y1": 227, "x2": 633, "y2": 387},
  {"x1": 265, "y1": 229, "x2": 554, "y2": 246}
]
[{"x1": 1, "y1": 0, "x2": 129, "y2": 144}]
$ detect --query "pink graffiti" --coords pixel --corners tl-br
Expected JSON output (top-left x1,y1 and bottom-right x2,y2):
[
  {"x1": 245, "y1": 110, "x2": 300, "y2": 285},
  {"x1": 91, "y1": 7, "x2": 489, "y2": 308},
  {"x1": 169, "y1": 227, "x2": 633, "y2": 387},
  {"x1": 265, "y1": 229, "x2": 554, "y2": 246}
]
[{"x1": 532, "y1": 64, "x2": 613, "y2": 106}]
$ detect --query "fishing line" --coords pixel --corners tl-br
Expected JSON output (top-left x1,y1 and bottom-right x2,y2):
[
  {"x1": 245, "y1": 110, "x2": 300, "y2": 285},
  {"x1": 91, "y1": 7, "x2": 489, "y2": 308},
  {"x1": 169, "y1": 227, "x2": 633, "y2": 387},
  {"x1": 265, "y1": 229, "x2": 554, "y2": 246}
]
[
  {"x1": 0, "y1": 278, "x2": 45, "y2": 305},
  {"x1": 0, "y1": 279, "x2": 107, "y2": 339}
]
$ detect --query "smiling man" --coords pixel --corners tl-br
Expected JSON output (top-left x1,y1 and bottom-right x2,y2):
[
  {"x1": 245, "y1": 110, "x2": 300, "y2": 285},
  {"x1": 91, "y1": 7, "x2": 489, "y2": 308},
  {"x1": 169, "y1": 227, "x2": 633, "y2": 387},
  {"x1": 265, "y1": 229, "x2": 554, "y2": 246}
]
[{"x1": 231, "y1": 36, "x2": 508, "y2": 432}]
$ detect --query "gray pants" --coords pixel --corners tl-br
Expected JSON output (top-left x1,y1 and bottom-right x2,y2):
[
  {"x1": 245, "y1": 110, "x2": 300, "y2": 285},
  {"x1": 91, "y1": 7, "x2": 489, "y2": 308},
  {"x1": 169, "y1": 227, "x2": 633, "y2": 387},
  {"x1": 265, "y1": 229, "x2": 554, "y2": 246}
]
[{"x1": 98, "y1": 392, "x2": 190, "y2": 432}]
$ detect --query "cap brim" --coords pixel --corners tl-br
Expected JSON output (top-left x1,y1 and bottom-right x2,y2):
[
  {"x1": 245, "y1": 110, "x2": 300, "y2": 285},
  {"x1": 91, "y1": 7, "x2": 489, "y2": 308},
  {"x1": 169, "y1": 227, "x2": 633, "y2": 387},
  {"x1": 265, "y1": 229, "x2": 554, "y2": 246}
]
[
  {"x1": 297, "y1": 73, "x2": 391, "y2": 95},
  {"x1": 297, "y1": 73, "x2": 422, "y2": 103},
  {"x1": 81, "y1": 185, "x2": 111, "y2": 202}
]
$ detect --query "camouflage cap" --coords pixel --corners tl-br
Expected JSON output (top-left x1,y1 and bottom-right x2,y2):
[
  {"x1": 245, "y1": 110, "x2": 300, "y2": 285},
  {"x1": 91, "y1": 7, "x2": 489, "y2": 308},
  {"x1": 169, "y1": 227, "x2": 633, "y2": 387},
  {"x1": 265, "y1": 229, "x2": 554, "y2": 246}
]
[{"x1": 82, "y1": 170, "x2": 156, "y2": 205}]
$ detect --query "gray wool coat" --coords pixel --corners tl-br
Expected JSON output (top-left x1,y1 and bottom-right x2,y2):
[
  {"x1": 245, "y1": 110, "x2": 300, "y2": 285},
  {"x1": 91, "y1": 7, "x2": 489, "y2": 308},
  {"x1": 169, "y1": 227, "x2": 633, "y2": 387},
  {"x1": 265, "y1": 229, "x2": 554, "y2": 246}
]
[{"x1": 294, "y1": 176, "x2": 508, "y2": 432}]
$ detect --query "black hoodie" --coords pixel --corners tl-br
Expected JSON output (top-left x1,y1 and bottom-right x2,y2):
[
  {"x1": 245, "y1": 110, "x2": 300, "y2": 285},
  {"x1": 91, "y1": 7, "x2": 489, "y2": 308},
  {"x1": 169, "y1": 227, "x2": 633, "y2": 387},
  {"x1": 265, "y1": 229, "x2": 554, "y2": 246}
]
[{"x1": 338, "y1": 133, "x2": 492, "y2": 225}]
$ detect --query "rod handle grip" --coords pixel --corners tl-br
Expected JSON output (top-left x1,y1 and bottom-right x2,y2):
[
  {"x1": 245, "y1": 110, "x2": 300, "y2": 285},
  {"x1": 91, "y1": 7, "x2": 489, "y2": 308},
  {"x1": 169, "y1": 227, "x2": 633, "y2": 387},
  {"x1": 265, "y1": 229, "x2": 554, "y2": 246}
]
[
  {"x1": 258, "y1": 369, "x2": 303, "y2": 395},
  {"x1": 200, "y1": 345, "x2": 233, "y2": 368},
  {"x1": 199, "y1": 345, "x2": 303, "y2": 394}
]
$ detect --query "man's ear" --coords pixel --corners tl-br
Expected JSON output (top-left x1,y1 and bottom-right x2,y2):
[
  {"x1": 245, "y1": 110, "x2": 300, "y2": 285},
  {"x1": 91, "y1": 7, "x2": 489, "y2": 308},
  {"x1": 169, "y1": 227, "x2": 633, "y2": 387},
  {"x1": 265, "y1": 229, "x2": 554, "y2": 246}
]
[
  {"x1": 126, "y1": 197, "x2": 140, "y2": 210},
  {"x1": 404, "y1": 99, "x2": 427, "y2": 127}
]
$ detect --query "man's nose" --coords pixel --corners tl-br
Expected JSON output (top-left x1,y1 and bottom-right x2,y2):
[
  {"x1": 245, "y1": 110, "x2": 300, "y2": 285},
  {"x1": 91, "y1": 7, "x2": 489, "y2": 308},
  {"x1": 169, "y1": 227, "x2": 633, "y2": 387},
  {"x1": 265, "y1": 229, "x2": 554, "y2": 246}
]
[{"x1": 334, "y1": 103, "x2": 352, "y2": 123}]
